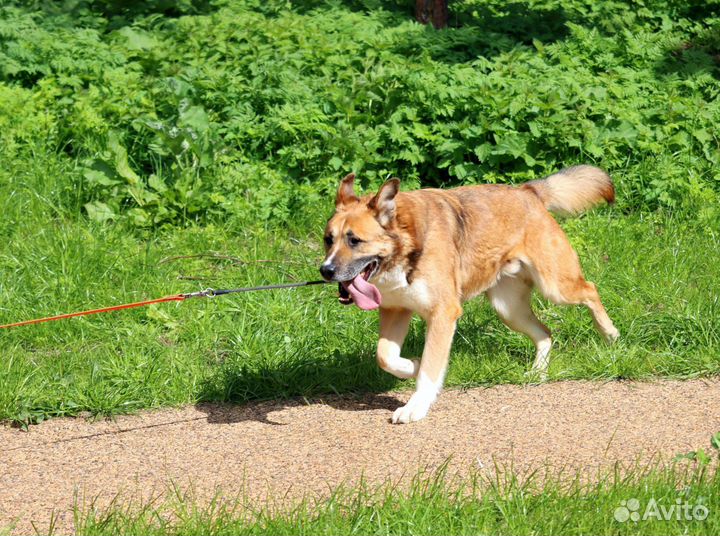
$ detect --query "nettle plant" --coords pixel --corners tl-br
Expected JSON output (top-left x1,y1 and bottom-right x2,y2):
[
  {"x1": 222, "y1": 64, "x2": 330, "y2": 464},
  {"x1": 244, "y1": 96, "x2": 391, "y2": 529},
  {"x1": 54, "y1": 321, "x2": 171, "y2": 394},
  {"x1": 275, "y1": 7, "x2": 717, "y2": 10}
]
[
  {"x1": 1, "y1": 0, "x2": 719, "y2": 229},
  {"x1": 82, "y1": 77, "x2": 222, "y2": 227}
]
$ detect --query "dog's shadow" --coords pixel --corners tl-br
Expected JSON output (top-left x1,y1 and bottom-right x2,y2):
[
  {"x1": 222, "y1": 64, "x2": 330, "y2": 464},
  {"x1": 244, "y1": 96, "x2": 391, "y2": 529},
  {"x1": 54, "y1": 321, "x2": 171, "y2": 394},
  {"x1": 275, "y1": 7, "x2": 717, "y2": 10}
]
[
  {"x1": 195, "y1": 347, "x2": 412, "y2": 425},
  {"x1": 192, "y1": 312, "x2": 532, "y2": 426},
  {"x1": 195, "y1": 391, "x2": 404, "y2": 426}
]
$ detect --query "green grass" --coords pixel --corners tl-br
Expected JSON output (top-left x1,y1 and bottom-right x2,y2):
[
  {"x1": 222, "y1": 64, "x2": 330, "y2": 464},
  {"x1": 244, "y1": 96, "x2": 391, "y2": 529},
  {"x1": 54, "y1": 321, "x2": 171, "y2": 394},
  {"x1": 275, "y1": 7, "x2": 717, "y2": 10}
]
[
  {"x1": 57, "y1": 463, "x2": 720, "y2": 535},
  {"x1": 1, "y1": 189, "x2": 719, "y2": 426}
]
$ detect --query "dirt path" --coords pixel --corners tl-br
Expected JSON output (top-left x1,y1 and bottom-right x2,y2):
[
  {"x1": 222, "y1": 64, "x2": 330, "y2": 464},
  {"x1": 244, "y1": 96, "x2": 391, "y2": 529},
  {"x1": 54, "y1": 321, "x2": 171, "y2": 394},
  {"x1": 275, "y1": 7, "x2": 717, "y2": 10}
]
[{"x1": 2, "y1": 378, "x2": 719, "y2": 534}]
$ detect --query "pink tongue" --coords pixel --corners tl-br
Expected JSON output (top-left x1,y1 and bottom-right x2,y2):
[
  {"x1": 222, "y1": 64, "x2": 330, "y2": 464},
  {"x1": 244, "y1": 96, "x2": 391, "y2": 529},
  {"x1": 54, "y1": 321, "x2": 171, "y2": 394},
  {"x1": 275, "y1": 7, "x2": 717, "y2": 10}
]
[{"x1": 344, "y1": 274, "x2": 382, "y2": 311}]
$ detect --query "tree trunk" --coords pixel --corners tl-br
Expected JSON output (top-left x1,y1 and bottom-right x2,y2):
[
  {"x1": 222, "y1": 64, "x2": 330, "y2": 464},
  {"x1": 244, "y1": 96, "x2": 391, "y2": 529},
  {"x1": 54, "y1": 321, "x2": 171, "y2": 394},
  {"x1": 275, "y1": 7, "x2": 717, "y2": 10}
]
[{"x1": 415, "y1": 0, "x2": 448, "y2": 29}]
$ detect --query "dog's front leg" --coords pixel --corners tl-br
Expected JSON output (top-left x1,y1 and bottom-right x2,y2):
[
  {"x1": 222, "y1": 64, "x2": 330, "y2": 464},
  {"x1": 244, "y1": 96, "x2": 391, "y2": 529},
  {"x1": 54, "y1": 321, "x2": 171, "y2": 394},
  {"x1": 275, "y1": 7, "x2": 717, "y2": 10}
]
[
  {"x1": 377, "y1": 307, "x2": 418, "y2": 379},
  {"x1": 392, "y1": 303, "x2": 461, "y2": 424}
]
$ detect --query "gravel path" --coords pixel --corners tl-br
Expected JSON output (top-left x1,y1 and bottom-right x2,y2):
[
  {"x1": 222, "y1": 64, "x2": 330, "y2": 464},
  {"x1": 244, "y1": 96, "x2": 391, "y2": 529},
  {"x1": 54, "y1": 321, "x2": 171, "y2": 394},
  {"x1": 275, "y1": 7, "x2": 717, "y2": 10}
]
[{"x1": 2, "y1": 378, "x2": 719, "y2": 534}]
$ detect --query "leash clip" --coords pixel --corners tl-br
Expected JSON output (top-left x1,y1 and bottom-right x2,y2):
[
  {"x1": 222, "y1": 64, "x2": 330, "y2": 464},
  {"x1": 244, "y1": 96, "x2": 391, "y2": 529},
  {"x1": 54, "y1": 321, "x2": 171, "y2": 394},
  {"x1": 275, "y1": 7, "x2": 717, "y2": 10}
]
[{"x1": 182, "y1": 288, "x2": 216, "y2": 299}]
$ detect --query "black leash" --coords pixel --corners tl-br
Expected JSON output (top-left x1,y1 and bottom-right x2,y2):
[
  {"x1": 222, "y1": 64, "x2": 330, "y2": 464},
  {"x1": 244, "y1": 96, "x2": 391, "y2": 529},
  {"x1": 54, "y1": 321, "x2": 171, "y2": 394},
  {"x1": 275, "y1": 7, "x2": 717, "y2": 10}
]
[{"x1": 183, "y1": 280, "x2": 329, "y2": 298}]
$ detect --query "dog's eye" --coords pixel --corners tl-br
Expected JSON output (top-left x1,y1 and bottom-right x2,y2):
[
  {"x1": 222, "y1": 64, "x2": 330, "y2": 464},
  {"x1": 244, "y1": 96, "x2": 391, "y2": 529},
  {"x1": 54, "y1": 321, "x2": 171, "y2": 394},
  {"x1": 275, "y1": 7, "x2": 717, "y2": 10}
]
[
  {"x1": 324, "y1": 235, "x2": 333, "y2": 247},
  {"x1": 348, "y1": 236, "x2": 362, "y2": 247}
]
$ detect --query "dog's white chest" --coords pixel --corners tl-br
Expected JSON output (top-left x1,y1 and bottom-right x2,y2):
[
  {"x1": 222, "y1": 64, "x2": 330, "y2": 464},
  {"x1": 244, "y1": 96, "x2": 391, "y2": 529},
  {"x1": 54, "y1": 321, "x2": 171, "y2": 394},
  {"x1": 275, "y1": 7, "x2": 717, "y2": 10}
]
[{"x1": 372, "y1": 267, "x2": 431, "y2": 312}]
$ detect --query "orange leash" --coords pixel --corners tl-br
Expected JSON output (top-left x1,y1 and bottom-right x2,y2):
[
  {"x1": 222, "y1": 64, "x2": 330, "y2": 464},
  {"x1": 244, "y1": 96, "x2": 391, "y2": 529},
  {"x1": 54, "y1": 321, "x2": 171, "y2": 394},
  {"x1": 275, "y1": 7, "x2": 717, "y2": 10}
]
[
  {"x1": 0, "y1": 294, "x2": 187, "y2": 329},
  {"x1": 0, "y1": 281, "x2": 329, "y2": 330}
]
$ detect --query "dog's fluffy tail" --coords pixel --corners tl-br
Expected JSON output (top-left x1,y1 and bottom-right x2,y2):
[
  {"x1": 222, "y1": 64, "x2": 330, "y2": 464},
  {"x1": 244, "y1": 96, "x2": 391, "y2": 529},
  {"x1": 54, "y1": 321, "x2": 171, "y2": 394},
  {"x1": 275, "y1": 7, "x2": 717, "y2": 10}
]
[{"x1": 522, "y1": 165, "x2": 615, "y2": 216}]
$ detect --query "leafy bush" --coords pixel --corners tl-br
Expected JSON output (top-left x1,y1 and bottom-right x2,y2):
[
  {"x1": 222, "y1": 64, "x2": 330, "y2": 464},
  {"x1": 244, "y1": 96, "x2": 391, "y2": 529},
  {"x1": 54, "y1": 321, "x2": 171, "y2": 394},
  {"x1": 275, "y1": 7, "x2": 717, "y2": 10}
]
[{"x1": 1, "y1": 0, "x2": 719, "y2": 228}]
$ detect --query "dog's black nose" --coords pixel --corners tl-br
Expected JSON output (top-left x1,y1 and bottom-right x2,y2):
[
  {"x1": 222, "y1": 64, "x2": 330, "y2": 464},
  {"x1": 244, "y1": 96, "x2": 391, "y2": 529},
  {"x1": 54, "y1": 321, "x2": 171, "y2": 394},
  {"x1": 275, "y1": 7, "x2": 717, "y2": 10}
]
[{"x1": 320, "y1": 263, "x2": 336, "y2": 280}]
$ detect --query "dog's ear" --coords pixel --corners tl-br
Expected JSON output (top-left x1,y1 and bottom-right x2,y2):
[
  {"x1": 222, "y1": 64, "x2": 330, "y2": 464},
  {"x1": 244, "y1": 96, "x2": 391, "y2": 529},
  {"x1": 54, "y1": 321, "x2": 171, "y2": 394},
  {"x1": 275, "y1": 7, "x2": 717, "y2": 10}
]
[
  {"x1": 369, "y1": 178, "x2": 400, "y2": 226},
  {"x1": 336, "y1": 173, "x2": 359, "y2": 207}
]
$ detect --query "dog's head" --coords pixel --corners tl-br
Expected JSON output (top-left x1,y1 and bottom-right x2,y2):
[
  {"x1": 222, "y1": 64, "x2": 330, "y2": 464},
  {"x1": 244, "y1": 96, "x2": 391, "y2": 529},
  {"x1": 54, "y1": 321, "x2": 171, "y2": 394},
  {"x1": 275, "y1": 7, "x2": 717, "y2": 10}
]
[{"x1": 319, "y1": 173, "x2": 400, "y2": 309}]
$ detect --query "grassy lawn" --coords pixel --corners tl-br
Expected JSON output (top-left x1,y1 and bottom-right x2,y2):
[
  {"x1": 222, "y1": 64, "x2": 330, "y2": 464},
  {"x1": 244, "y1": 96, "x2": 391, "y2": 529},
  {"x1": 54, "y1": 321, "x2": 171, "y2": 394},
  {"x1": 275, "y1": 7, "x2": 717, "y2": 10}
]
[
  {"x1": 68, "y1": 464, "x2": 720, "y2": 535},
  {"x1": 2, "y1": 0, "x2": 719, "y2": 429},
  {"x1": 1, "y1": 195, "x2": 719, "y2": 425}
]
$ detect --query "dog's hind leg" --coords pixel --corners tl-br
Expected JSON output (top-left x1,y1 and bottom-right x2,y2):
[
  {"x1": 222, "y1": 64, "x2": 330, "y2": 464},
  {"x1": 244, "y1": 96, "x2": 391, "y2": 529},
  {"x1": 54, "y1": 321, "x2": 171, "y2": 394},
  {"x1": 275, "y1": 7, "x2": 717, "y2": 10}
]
[
  {"x1": 552, "y1": 277, "x2": 619, "y2": 343},
  {"x1": 486, "y1": 274, "x2": 552, "y2": 376},
  {"x1": 525, "y1": 225, "x2": 619, "y2": 344},
  {"x1": 377, "y1": 307, "x2": 418, "y2": 379}
]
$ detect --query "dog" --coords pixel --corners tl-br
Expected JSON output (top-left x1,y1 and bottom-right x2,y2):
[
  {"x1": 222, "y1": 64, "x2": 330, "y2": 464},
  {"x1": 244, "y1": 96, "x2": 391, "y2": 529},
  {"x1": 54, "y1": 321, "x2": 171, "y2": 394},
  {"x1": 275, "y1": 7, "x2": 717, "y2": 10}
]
[{"x1": 320, "y1": 166, "x2": 619, "y2": 424}]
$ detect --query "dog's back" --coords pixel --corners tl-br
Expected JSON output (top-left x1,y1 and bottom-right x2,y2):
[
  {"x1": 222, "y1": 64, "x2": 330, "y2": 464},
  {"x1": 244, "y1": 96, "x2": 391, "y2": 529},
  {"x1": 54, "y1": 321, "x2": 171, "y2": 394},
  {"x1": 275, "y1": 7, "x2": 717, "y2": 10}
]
[{"x1": 390, "y1": 165, "x2": 615, "y2": 299}]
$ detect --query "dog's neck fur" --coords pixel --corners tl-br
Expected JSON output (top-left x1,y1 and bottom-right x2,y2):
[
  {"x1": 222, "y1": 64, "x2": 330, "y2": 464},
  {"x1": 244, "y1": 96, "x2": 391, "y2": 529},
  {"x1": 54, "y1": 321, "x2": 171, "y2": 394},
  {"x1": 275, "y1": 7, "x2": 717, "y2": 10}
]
[{"x1": 374, "y1": 193, "x2": 425, "y2": 284}]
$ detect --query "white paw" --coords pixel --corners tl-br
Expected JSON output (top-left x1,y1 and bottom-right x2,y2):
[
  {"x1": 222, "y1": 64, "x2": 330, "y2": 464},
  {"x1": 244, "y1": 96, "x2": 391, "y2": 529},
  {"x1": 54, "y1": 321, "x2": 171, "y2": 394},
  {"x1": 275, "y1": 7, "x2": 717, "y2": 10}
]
[
  {"x1": 605, "y1": 327, "x2": 620, "y2": 344},
  {"x1": 391, "y1": 399, "x2": 431, "y2": 424}
]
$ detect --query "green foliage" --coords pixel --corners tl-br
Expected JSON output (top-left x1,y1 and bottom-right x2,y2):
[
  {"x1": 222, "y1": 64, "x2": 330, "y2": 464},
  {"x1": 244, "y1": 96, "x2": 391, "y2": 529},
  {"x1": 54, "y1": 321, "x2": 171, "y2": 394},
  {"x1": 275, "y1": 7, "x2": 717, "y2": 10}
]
[
  {"x1": 674, "y1": 432, "x2": 720, "y2": 467},
  {"x1": 1, "y1": 0, "x2": 719, "y2": 228}
]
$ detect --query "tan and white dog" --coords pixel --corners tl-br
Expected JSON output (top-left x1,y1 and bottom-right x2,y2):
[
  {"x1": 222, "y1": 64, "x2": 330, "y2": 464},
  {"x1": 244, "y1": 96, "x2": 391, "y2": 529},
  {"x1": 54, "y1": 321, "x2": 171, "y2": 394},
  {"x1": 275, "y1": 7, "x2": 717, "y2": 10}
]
[{"x1": 320, "y1": 166, "x2": 619, "y2": 424}]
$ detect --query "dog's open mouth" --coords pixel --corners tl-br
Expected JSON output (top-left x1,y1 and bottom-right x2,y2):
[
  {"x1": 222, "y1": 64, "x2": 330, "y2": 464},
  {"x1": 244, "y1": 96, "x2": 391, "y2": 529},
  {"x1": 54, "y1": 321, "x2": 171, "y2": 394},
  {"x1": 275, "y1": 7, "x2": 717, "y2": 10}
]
[{"x1": 337, "y1": 259, "x2": 381, "y2": 311}]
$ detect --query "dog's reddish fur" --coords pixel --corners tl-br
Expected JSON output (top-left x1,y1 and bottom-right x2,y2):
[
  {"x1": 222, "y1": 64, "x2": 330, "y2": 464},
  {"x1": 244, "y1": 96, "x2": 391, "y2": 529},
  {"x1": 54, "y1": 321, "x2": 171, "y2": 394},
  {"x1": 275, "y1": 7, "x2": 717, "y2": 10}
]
[{"x1": 322, "y1": 166, "x2": 619, "y2": 423}]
